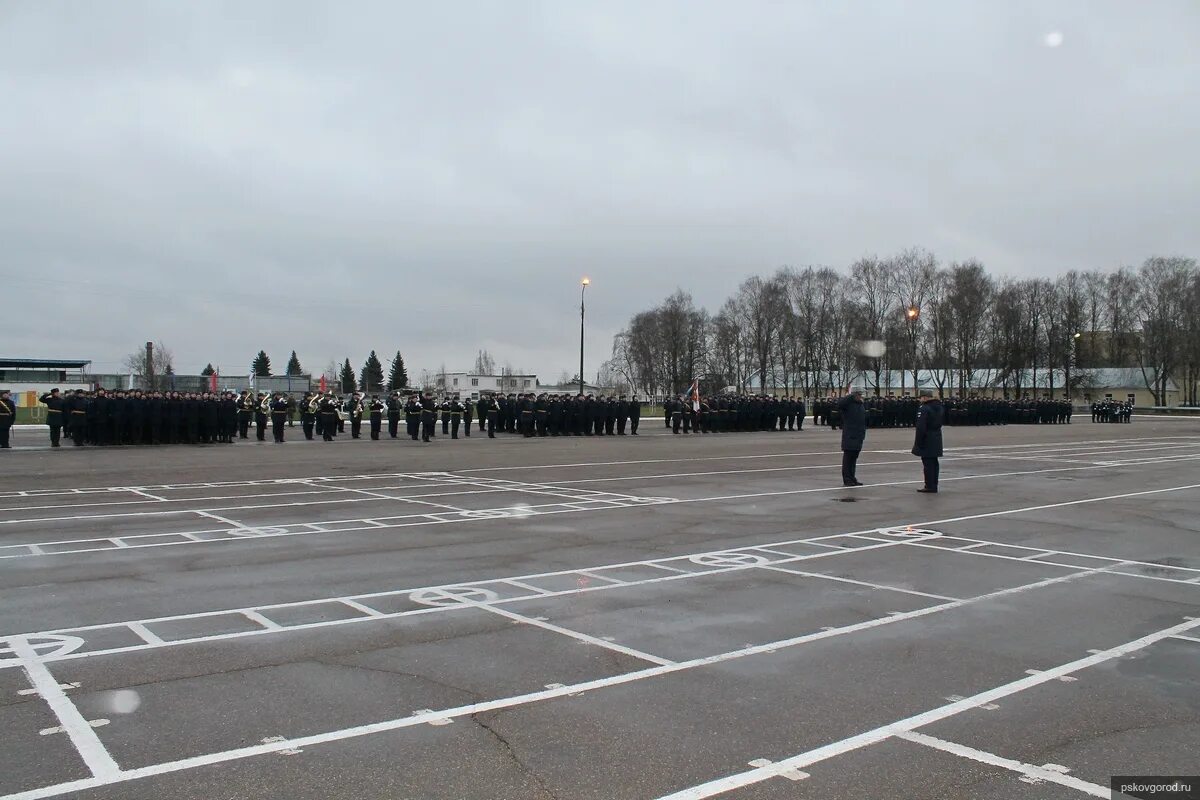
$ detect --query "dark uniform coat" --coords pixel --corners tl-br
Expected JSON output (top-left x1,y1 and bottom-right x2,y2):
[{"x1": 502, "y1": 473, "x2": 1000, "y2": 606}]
[
  {"x1": 837, "y1": 394, "x2": 867, "y2": 451},
  {"x1": 912, "y1": 399, "x2": 944, "y2": 458}
]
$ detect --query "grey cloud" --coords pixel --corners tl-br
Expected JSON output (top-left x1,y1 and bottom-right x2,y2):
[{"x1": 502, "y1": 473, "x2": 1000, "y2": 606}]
[{"x1": 1, "y1": 1, "x2": 1196, "y2": 378}]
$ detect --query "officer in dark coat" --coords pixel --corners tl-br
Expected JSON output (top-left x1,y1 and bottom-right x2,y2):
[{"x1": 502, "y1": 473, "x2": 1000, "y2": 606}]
[
  {"x1": 368, "y1": 395, "x2": 385, "y2": 440},
  {"x1": 476, "y1": 396, "x2": 488, "y2": 433},
  {"x1": 449, "y1": 396, "x2": 464, "y2": 439},
  {"x1": 39, "y1": 389, "x2": 65, "y2": 447},
  {"x1": 837, "y1": 388, "x2": 867, "y2": 486},
  {"x1": 0, "y1": 389, "x2": 15, "y2": 448},
  {"x1": 913, "y1": 390, "x2": 944, "y2": 493},
  {"x1": 301, "y1": 392, "x2": 316, "y2": 440},
  {"x1": 629, "y1": 394, "x2": 642, "y2": 434},
  {"x1": 404, "y1": 394, "x2": 422, "y2": 440},
  {"x1": 484, "y1": 393, "x2": 499, "y2": 438},
  {"x1": 386, "y1": 392, "x2": 402, "y2": 438},
  {"x1": 420, "y1": 392, "x2": 437, "y2": 442},
  {"x1": 318, "y1": 393, "x2": 339, "y2": 442},
  {"x1": 271, "y1": 393, "x2": 290, "y2": 442}
]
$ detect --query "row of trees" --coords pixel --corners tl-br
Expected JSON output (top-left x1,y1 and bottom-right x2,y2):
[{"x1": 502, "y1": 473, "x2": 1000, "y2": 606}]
[
  {"x1": 607, "y1": 251, "x2": 1200, "y2": 406},
  {"x1": 197, "y1": 350, "x2": 411, "y2": 394}
]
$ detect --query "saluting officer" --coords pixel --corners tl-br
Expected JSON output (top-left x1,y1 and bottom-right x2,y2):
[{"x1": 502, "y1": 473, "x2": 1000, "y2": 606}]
[
  {"x1": 0, "y1": 389, "x2": 15, "y2": 448},
  {"x1": 39, "y1": 388, "x2": 65, "y2": 447}
]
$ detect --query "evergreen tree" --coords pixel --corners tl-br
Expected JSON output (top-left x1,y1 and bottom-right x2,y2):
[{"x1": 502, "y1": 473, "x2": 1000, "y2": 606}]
[
  {"x1": 200, "y1": 363, "x2": 216, "y2": 376},
  {"x1": 251, "y1": 350, "x2": 272, "y2": 376},
  {"x1": 386, "y1": 351, "x2": 409, "y2": 391},
  {"x1": 339, "y1": 358, "x2": 357, "y2": 393},
  {"x1": 360, "y1": 350, "x2": 385, "y2": 393},
  {"x1": 285, "y1": 350, "x2": 303, "y2": 376}
]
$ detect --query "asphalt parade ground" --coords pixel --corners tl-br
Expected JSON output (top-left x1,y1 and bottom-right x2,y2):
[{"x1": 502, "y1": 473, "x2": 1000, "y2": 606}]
[{"x1": 2, "y1": 417, "x2": 1199, "y2": 800}]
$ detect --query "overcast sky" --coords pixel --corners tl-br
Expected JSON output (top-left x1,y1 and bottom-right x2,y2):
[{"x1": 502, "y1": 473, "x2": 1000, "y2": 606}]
[{"x1": 1, "y1": 1, "x2": 1197, "y2": 382}]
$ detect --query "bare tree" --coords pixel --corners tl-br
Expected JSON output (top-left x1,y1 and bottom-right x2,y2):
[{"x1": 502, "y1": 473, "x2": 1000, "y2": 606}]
[
  {"x1": 122, "y1": 340, "x2": 175, "y2": 389},
  {"x1": 848, "y1": 256, "x2": 891, "y2": 394},
  {"x1": 1106, "y1": 267, "x2": 1139, "y2": 367},
  {"x1": 888, "y1": 247, "x2": 938, "y2": 392},
  {"x1": 473, "y1": 350, "x2": 496, "y2": 375},
  {"x1": 945, "y1": 260, "x2": 994, "y2": 394},
  {"x1": 1136, "y1": 256, "x2": 1195, "y2": 405}
]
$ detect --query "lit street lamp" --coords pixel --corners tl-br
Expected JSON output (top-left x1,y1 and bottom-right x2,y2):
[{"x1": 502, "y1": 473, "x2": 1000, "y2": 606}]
[
  {"x1": 902, "y1": 305, "x2": 920, "y2": 395},
  {"x1": 579, "y1": 277, "x2": 590, "y2": 396},
  {"x1": 1066, "y1": 331, "x2": 1082, "y2": 401}
]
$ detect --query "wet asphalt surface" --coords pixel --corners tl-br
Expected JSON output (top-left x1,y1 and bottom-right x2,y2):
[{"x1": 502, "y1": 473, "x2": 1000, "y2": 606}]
[{"x1": 1, "y1": 417, "x2": 1198, "y2": 799}]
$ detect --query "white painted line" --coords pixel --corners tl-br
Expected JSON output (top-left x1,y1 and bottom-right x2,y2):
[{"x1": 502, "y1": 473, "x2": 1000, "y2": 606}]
[
  {"x1": 40, "y1": 719, "x2": 109, "y2": 736},
  {"x1": 126, "y1": 489, "x2": 167, "y2": 502},
  {"x1": 1171, "y1": 634, "x2": 1200, "y2": 645},
  {"x1": 320, "y1": 482, "x2": 470, "y2": 513},
  {"x1": 126, "y1": 623, "x2": 164, "y2": 646},
  {"x1": 6, "y1": 457, "x2": 1199, "y2": 562},
  {"x1": 241, "y1": 611, "x2": 282, "y2": 631},
  {"x1": 338, "y1": 599, "x2": 386, "y2": 619},
  {"x1": 191, "y1": 510, "x2": 246, "y2": 530},
  {"x1": 3, "y1": 572, "x2": 1177, "y2": 800},
  {"x1": 502, "y1": 579, "x2": 553, "y2": 596},
  {"x1": 897, "y1": 732, "x2": 1109, "y2": 797},
  {"x1": 576, "y1": 570, "x2": 627, "y2": 585},
  {"x1": 758, "y1": 565, "x2": 959, "y2": 602},
  {"x1": 8, "y1": 637, "x2": 121, "y2": 779},
  {"x1": 17, "y1": 682, "x2": 79, "y2": 696},
  {"x1": 745, "y1": 758, "x2": 808, "y2": 781},
  {"x1": 650, "y1": 615, "x2": 1200, "y2": 799},
  {"x1": 469, "y1": 602, "x2": 675, "y2": 666},
  {"x1": 5, "y1": 483, "x2": 1196, "y2": 666}
]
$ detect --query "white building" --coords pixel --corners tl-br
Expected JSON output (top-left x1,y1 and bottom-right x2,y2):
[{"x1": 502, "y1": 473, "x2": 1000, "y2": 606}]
[{"x1": 432, "y1": 372, "x2": 538, "y2": 400}]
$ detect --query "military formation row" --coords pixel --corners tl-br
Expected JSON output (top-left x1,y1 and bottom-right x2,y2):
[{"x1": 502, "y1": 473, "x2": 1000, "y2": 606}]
[
  {"x1": 660, "y1": 395, "x2": 807, "y2": 434},
  {"x1": 307, "y1": 391, "x2": 647, "y2": 441},
  {"x1": 812, "y1": 396, "x2": 1079, "y2": 428},
  {"x1": 5, "y1": 388, "x2": 656, "y2": 447},
  {"x1": 1091, "y1": 400, "x2": 1134, "y2": 423},
  {"x1": 0, "y1": 388, "x2": 1128, "y2": 450}
]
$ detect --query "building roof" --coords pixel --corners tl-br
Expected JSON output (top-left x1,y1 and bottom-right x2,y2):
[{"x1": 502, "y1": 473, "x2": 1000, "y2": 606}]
[{"x1": 0, "y1": 358, "x2": 92, "y2": 369}]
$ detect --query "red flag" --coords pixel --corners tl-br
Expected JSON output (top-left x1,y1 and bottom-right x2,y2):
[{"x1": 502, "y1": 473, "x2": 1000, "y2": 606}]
[
  {"x1": 209, "y1": 371, "x2": 218, "y2": 392},
  {"x1": 688, "y1": 378, "x2": 700, "y2": 411},
  {"x1": 319, "y1": 375, "x2": 327, "y2": 393}
]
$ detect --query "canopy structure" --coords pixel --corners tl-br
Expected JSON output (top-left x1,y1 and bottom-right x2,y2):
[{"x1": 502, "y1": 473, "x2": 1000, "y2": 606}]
[{"x1": 0, "y1": 358, "x2": 91, "y2": 370}]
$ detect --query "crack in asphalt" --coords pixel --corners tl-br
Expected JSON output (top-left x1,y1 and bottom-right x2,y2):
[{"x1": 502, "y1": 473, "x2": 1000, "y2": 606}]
[
  {"x1": 314, "y1": 657, "x2": 486, "y2": 701},
  {"x1": 470, "y1": 711, "x2": 560, "y2": 800}
]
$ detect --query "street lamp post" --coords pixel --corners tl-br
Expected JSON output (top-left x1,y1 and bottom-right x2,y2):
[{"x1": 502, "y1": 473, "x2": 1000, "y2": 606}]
[
  {"x1": 579, "y1": 277, "x2": 589, "y2": 396},
  {"x1": 902, "y1": 306, "x2": 919, "y2": 395},
  {"x1": 1067, "y1": 331, "x2": 1081, "y2": 402}
]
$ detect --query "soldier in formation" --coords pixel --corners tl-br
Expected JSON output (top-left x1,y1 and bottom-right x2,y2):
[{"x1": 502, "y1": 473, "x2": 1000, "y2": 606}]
[
  {"x1": 662, "y1": 394, "x2": 807, "y2": 434},
  {"x1": 1091, "y1": 399, "x2": 1133, "y2": 423},
  {"x1": 815, "y1": 394, "x2": 1078, "y2": 429}
]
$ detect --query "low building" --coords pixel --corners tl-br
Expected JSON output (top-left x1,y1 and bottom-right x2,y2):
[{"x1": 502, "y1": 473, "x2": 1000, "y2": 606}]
[
  {"x1": 0, "y1": 359, "x2": 93, "y2": 422},
  {"x1": 431, "y1": 372, "x2": 538, "y2": 400},
  {"x1": 536, "y1": 382, "x2": 616, "y2": 396}
]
